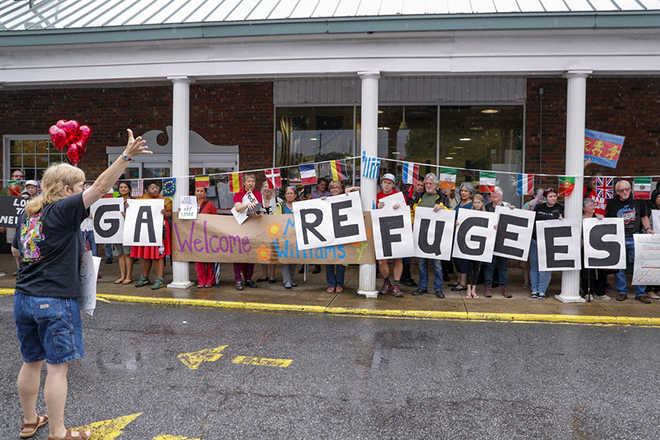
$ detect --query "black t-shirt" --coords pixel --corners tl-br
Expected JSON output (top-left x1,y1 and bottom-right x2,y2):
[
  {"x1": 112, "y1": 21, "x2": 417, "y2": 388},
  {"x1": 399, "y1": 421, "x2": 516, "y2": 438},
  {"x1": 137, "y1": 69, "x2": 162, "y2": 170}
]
[
  {"x1": 605, "y1": 196, "x2": 649, "y2": 237},
  {"x1": 532, "y1": 202, "x2": 564, "y2": 239},
  {"x1": 13, "y1": 193, "x2": 89, "y2": 298}
]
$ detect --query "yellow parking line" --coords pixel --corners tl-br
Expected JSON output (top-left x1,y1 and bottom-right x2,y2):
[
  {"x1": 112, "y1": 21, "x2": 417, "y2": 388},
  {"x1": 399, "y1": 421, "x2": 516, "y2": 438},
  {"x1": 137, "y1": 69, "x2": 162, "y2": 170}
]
[{"x1": 96, "y1": 293, "x2": 660, "y2": 327}]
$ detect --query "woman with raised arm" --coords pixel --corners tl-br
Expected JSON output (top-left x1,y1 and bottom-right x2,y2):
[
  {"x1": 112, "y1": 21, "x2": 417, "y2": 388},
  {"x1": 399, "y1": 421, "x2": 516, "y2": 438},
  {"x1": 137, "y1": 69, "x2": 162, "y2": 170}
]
[{"x1": 12, "y1": 129, "x2": 150, "y2": 440}]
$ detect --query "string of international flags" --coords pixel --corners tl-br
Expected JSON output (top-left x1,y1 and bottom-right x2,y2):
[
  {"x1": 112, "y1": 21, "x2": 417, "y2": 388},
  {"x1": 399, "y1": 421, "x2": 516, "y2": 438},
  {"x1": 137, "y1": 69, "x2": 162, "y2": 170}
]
[
  {"x1": 120, "y1": 154, "x2": 655, "y2": 202},
  {"x1": 2, "y1": 155, "x2": 637, "y2": 200}
]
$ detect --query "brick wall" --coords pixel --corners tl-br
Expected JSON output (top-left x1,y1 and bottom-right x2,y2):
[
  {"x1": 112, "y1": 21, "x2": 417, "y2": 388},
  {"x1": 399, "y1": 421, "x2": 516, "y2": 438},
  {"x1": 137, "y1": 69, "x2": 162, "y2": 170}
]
[
  {"x1": 0, "y1": 82, "x2": 274, "y2": 188},
  {"x1": 526, "y1": 77, "x2": 660, "y2": 188}
]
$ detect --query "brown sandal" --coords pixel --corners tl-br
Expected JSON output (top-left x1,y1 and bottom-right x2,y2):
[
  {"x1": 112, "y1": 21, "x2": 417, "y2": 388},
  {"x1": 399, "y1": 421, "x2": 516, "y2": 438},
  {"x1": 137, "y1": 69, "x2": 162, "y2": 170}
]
[
  {"x1": 48, "y1": 428, "x2": 92, "y2": 440},
  {"x1": 20, "y1": 414, "x2": 48, "y2": 438}
]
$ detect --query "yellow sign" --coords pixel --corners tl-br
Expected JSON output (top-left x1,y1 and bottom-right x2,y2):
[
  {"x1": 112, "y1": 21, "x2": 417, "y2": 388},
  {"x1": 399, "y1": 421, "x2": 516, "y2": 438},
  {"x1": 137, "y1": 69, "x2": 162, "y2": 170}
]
[
  {"x1": 177, "y1": 345, "x2": 228, "y2": 370},
  {"x1": 74, "y1": 412, "x2": 142, "y2": 440},
  {"x1": 232, "y1": 356, "x2": 293, "y2": 367}
]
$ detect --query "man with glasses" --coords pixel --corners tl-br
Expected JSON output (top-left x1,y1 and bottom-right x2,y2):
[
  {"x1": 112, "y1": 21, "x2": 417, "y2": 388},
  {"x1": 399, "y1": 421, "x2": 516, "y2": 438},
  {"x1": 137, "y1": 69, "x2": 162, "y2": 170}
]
[
  {"x1": 606, "y1": 180, "x2": 654, "y2": 303},
  {"x1": 410, "y1": 173, "x2": 451, "y2": 299},
  {"x1": 1, "y1": 169, "x2": 25, "y2": 275}
]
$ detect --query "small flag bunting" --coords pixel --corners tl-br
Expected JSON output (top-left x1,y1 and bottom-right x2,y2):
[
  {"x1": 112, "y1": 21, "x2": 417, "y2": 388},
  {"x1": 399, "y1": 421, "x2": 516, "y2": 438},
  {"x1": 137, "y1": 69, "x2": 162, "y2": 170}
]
[
  {"x1": 439, "y1": 167, "x2": 457, "y2": 190},
  {"x1": 195, "y1": 175, "x2": 210, "y2": 188},
  {"x1": 558, "y1": 176, "x2": 576, "y2": 197},
  {"x1": 634, "y1": 177, "x2": 652, "y2": 200},
  {"x1": 229, "y1": 172, "x2": 243, "y2": 193},
  {"x1": 517, "y1": 174, "x2": 534, "y2": 195},
  {"x1": 330, "y1": 160, "x2": 347, "y2": 181},
  {"x1": 402, "y1": 162, "x2": 419, "y2": 184},
  {"x1": 479, "y1": 171, "x2": 497, "y2": 193},
  {"x1": 595, "y1": 176, "x2": 613, "y2": 200},
  {"x1": 361, "y1": 151, "x2": 381, "y2": 180},
  {"x1": 265, "y1": 168, "x2": 282, "y2": 189},
  {"x1": 163, "y1": 178, "x2": 176, "y2": 196},
  {"x1": 300, "y1": 164, "x2": 318, "y2": 186}
]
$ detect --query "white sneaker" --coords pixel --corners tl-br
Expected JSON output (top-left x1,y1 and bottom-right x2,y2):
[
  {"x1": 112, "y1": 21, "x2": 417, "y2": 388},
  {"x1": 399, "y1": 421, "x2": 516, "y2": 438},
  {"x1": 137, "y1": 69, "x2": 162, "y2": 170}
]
[{"x1": 595, "y1": 294, "x2": 611, "y2": 301}]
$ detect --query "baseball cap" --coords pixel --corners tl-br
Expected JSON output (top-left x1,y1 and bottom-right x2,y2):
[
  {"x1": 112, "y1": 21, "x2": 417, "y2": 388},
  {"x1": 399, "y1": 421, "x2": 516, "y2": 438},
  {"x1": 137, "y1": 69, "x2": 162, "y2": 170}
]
[
  {"x1": 25, "y1": 180, "x2": 39, "y2": 187},
  {"x1": 381, "y1": 173, "x2": 396, "y2": 183}
]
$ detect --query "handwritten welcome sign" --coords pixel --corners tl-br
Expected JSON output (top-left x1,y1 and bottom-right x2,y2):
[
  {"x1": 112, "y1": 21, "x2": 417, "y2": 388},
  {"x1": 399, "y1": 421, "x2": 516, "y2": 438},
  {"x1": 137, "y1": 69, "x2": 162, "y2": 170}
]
[{"x1": 172, "y1": 212, "x2": 376, "y2": 265}]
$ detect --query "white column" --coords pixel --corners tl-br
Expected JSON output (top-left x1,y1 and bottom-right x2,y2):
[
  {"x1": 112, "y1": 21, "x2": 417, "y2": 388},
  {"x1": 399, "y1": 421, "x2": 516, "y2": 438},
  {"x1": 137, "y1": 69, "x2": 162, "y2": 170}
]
[
  {"x1": 167, "y1": 76, "x2": 194, "y2": 289},
  {"x1": 357, "y1": 71, "x2": 380, "y2": 298},
  {"x1": 556, "y1": 70, "x2": 592, "y2": 303}
]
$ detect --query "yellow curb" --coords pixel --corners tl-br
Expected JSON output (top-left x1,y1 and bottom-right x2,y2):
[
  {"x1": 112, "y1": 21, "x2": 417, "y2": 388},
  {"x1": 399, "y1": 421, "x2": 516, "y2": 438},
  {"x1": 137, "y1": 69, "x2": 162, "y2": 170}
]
[
  {"x1": 0, "y1": 288, "x2": 13, "y2": 296},
  {"x1": 96, "y1": 293, "x2": 660, "y2": 327}
]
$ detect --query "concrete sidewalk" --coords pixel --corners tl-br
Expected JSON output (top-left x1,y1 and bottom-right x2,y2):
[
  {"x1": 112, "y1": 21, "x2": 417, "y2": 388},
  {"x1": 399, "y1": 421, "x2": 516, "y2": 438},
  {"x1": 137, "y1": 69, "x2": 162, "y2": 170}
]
[{"x1": 2, "y1": 254, "x2": 660, "y2": 326}]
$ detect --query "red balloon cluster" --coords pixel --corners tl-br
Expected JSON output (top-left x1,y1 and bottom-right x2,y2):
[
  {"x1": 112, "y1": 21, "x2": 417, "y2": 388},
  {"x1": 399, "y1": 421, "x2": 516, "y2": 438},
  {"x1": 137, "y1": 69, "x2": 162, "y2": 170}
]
[{"x1": 49, "y1": 120, "x2": 92, "y2": 165}]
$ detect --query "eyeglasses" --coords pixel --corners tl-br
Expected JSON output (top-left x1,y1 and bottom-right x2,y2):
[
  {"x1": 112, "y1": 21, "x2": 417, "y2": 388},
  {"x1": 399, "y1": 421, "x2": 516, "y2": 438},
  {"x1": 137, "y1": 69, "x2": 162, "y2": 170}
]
[
  {"x1": 617, "y1": 187, "x2": 631, "y2": 192},
  {"x1": 148, "y1": 186, "x2": 160, "y2": 191}
]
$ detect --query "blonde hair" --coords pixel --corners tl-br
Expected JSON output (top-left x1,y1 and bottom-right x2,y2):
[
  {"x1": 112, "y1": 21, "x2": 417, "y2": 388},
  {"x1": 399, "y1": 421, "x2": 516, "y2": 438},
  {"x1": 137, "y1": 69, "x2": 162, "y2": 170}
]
[
  {"x1": 472, "y1": 194, "x2": 486, "y2": 211},
  {"x1": 328, "y1": 180, "x2": 343, "y2": 191},
  {"x1": 26, "y1": 163, "x2": 85, "y2": 216}
]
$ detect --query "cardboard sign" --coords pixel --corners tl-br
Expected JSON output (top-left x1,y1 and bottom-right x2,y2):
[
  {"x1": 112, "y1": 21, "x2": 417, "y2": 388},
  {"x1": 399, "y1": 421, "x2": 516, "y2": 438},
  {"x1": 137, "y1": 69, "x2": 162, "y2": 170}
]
[
  {"x1": 536, "y1": 218, "x2": 581, "y2": 271},
  {"x1": 0, "y1": 195, "x2": 27, "y2": 228},
  {"x1": 379, "y1": 192, "x2": 407, "y2": 209},
  {"x1": 412, "y1": 207, "x2": 455, "y2": 261},
  {"x1": 79, "y1": 250, "x2": 101, "y2": 317},
  {"x1": 451, "y1": 209, "x2": 497, "y2": 263},
  {"x1": 652, "y1": 210, "x2": 660, "y2": 233},
  {"x1": 633, "y1": 234, "x2": 660, "y2": 286},
  {"x1": 370, "y1": 206, "x2": 415, "y2": 260},
  {"x1": 172, "y1": 212, "x2": 376, "y2": 264},
  {"x1": 91, "y1": 198, "x2": 124, "y2": 244},
  {"x1": 293, "y1": 191, "x2": 366, "y2": 251},
  {"x1": 179, "y1": 196, "x2": 197, "y2": 220},
  {"x1": 123, "y1": 199, "x2": 164, "y2": 246},
  {"x1": 582, "y1": 217, "x2": 626, "y2": 269},
  {"x1": 493, "y1": 206, "x2": 535, "y2": 261}
]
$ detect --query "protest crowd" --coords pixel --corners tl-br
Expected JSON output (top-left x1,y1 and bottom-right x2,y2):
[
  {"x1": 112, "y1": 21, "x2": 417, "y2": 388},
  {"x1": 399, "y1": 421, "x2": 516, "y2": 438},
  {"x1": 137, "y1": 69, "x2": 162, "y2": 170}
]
[{"x1": 3, "y1": 159, "x2": 658, "y2": 305}]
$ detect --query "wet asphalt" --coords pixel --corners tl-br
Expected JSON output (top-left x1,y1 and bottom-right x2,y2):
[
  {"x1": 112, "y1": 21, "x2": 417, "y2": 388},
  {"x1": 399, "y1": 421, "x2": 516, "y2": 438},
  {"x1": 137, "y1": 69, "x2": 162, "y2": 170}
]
[{"x1": 1, "y1": 296, "x2": 659, "y2": 440}]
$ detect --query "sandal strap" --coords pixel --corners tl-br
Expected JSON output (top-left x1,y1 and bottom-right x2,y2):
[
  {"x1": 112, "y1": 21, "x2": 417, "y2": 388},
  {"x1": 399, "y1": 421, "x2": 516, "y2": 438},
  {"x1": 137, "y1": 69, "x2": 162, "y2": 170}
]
[{"x1": 22, "y1": 414, "x2": 48, "y2": 430}]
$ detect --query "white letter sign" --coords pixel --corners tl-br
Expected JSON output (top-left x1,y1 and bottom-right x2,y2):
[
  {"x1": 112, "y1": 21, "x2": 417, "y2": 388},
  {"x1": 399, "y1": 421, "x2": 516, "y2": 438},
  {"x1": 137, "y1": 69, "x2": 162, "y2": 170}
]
[
  {"x1": 452, "y1": 209, "x2": 497, "y2": 263},
  {"x1": 91, "y1": 198, "x2": 124, "y2": 244},
  {"x1": 293, "y1": 191, "x2": 366, "y2": 251},
  {"x1": 413, "y1": 207, "x2": 455, "y2": 261},
  {"x1": 123, "y1": 199, "x2": 164, "y2": 246},
  {"x1": 583, "y1": 217, "x2": 625, "y2": 269},
  {"x1": 493, "y1": 206, "x2": 535, "y2": 261},
  {"x1": 371, "y1": 206, "x2": 414, "y2": 260},
  {"x1": 536, "y1": 218, "x2": 581, "y2": 271}
]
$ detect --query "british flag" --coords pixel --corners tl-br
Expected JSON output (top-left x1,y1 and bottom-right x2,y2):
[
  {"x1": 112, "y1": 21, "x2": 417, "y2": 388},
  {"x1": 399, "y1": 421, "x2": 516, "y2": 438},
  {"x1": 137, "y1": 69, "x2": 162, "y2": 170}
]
[{"x1": 595, "y1": 176, "x2": 614, "y2": 199}]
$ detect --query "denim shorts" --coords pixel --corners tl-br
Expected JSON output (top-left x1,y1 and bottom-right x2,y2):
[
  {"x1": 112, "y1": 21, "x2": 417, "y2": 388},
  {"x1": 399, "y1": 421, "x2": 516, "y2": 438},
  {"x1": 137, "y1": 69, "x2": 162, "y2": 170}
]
[{"x1": 13, "y1": 291, "x2": 85, "y2": 364}]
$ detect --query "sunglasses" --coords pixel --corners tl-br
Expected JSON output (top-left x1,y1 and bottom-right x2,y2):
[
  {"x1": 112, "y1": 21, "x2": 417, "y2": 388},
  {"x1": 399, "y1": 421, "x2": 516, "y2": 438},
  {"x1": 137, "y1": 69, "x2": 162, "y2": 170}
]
[{"x1": 12, "y1": 174, "x2": 24, "y2": 178}]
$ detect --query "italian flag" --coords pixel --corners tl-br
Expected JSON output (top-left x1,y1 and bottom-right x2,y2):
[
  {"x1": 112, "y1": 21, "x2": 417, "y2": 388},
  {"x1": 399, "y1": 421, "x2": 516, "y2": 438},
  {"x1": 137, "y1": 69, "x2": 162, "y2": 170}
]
[
  {"x1": 558, "y1": 176, "x2": 575, "y2": 197},
  {"x1": 479, "y1": 171, "x2": 496, "y2": 193},
  {"x1": 634, "y1": 177, "x2": 652, "y2": 200},
  {"x1": 439, "y1": 167, "x2": 457, "y2": 189}
]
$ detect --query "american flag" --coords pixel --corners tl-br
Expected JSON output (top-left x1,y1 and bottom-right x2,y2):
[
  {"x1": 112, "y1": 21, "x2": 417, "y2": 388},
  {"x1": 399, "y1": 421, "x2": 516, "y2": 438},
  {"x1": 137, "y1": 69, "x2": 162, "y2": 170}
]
[{"x1": 595, "y1": 176, "x2": 613, "y2": 199}]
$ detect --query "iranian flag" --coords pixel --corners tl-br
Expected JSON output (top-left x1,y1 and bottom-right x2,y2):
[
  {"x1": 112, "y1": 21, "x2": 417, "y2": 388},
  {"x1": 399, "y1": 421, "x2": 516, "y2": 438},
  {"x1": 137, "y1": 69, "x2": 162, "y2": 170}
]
[
  {"x1": 439, "y1": 167, "x2": 457, "y2": 189},
  {"x1": 479, "y1": 171, "x2": 496, "y2": 193},
  {"x1": 558, "y1": 176, "x2": 575, "y2": 197},
  {"x1": 633, "y1": 177, "x2": 652, "y2": 200}
]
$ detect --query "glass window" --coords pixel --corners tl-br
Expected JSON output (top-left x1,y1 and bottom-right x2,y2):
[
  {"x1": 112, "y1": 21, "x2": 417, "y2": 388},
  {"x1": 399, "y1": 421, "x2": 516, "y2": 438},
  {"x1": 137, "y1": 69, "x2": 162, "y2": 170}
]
[
  {"x1": 439, "y1": 106, "x2": 524, "y2": 203},
  {"x1": 376, "y1": 106, "x2": 438, "y2": 178},
  {"x1": 4, "y1": 136, "x2": 66, "y2": 182},
  {"x1": 276, "y1": 107, "x2": 355, "y2": 166}
]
